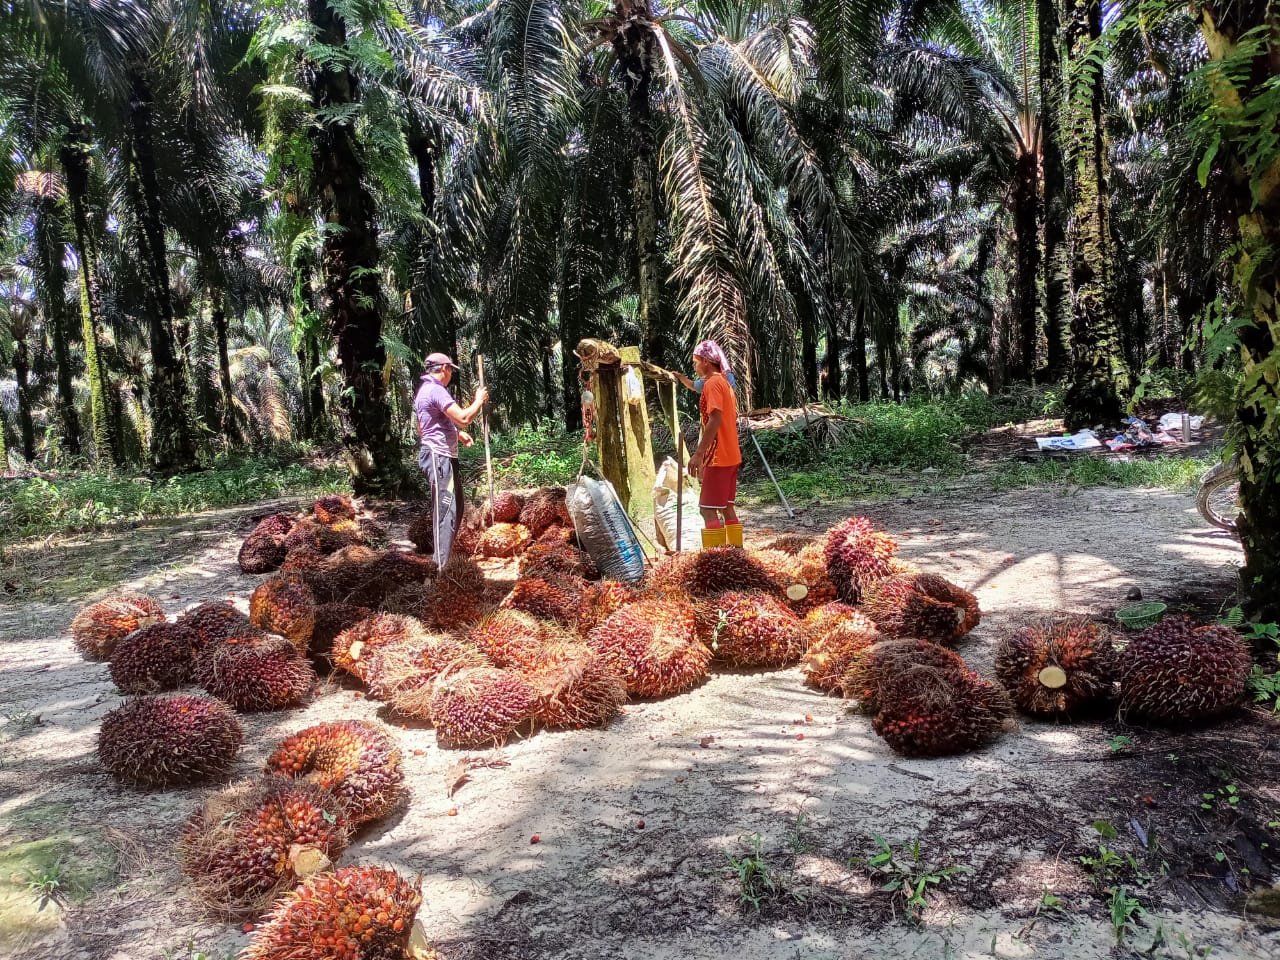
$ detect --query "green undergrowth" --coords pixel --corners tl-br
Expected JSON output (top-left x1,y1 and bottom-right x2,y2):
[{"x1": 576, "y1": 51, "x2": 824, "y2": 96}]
[
  {"x1": 0, "y1": 455, "x2": 347, "y2": 542},
  {"x1": 459, "y1": 420, "x2": 583, "y2": 491}
]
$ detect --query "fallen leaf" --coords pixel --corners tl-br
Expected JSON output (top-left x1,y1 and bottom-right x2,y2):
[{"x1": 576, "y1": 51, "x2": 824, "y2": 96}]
[{"x1": 446, "y1": 759, "x2": 471, "y2": 798}]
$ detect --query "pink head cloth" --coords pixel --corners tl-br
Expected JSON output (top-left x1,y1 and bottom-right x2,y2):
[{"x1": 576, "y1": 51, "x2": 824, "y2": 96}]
[{"x1": 693, "y1": 340, "x2": 731, "y2": 378}]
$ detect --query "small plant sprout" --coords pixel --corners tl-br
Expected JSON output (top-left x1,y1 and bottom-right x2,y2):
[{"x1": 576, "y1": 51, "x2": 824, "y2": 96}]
[
  {"x1": 855, "y1": 834, "x2": 965, "y2": 924},
  {"x1": 1108, "y1": 884, "x2": 1144, "y2": 944},
  {"x1": 726, "y1": 834, "x2": 796, "y2": 912},
  {"x1": 1107, "y1": 734, "x2": 1134, "y2": 753},
  {"x1": 25, "y1": 860, "x2": 64, "y2": 904}
]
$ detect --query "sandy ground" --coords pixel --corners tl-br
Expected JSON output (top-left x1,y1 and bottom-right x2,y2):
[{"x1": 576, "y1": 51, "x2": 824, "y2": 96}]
[{"x1": 1, "y1": 484, "x2": 1277, "y2": 960}]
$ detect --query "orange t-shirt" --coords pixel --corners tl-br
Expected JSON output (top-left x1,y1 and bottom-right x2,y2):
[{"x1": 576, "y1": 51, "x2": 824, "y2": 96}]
[{"x1": 699, "y1": 372, "x2": 741, "y2": 468}]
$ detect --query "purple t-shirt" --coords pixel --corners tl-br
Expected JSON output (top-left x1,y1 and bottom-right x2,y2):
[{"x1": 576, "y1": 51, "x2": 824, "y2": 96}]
[{"x1": 415, "y1": 377, "x2": 459, "y2": 458}]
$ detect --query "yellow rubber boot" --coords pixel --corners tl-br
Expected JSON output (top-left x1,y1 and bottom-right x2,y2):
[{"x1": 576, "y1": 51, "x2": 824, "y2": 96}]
[
  {"x1": 725, "y1": 523, "x2": 744, "y2": 548},
  {"x1": 701, "y1": 526, "x2": 727, "y2": 550}
]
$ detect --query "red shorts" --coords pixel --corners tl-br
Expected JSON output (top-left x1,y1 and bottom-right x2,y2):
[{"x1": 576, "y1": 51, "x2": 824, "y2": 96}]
[{"x1": 699, "y1": 464, "x2": 739, "y2": 510}]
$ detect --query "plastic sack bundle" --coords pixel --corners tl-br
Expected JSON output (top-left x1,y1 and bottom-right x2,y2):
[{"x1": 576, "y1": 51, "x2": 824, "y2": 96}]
[
  {"x1": 566, "y1": 477, "x2": 647, "y2": 584},
  {"x1": 653, "y1": 458, "x2": 703, "y2": 553}
]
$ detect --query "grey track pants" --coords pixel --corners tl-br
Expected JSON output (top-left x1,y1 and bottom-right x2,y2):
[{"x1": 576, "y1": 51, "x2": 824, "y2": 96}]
[{"x1": 419, "y1": 447, "x2": 462, "y2": 568}]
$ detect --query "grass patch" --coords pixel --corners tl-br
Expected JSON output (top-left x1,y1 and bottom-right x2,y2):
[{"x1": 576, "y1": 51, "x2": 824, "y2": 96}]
[
  {"x1": 982, "y1": 455, "x2": 1213, "y2": 492},
  {"x1": 459, "y1": 421, "x2": 583, "y2": 491},
  {"x1": 0, "y1": 455, "x2": 347, "y2": 542}
]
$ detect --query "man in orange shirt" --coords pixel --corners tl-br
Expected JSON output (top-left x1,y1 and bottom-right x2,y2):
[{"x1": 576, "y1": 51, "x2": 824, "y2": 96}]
[{"x1": 686, "y1": 340, "x2": 743, "y2": 549}]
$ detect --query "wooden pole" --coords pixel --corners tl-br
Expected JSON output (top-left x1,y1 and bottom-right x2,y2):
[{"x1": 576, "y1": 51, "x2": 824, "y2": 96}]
[{"x1": 477, "y1": 354, "x2": 496, "y2": 509}]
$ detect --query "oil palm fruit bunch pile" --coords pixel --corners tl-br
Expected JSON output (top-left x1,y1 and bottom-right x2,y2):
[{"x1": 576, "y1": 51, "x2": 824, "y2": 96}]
[
  {"x1": 238, "y1": 513, "x2": 297, "y2": 574},
  {"x1": 1117, "y1": 615, "x2": 1251, "y2": 723},
  {"x1": 109, "y1": 622, "x2": 201, "y2": 694},
  {"x1": 524, "y1": 642, "x2": 628, "y2": 730},
  {"x1": 249, "y1": 573, "x2": 317, "y2": 653},
  {"x1": 197, "y1": 634, "x2": 317, "y2": 711},
  {"x1": 71, "y1": 593, "x2": 166, "y2": 660},
  {"x1": 843, "y1": 640, "x2": 1012, "y2": 756},
  {"x1": 800, "y1": 604, "x2": 881, "y2": 694},
  {"x1": 860, "y1": 572, "x2": 980, "y2": 644},
  {"x1": 331, "y1": 614, "x2": 432, "y2": 683},
  {"x1": 98, "y1": 693, "x2": 243, "y2": 787},
  {"x1": 694, "y1": 591, "x2": 804, "y2": 669},
  {"x1": 823, "y1": 517, "x2": 899, "y2": 603},
  {"x1": 468, "y1": 610, "x2": 568, "y2": 670},
  {"x1": 994, "y1": 618, "x2": 1117, "y2": 718},
  {"x1": 426, "y1": 666, "x2": 539, "y2": 747},
  {"x1": 180, "y1": 777, "x2": 350, "y2": 918},
  {"x1": 178, "y1": 601, "x2": 253, "y2": 648},
  {"x1": 238, "y1": 866, "x2": 424, "y2": 960},
  {"x1": 365, "y1": 633, "x2": 491, "y2": 703},
  {"x1": 499, "y1": 575, "x2": 586, "y2": 627},
  {"x1": 265, "y1": 720, "x2": 406, "y2": 827},
  {"x1": 587, "y1": 597, "x2": 711, "y2": 697}
]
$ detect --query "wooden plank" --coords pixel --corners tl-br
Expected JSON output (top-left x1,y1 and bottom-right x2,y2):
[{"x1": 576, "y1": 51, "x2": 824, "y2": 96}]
[
  {"x1": 619, "y1": 351, "x2": 657, "y2": 554},
  {"x1": 595, "y1": 365, "x2": 626, "y2": 509}
]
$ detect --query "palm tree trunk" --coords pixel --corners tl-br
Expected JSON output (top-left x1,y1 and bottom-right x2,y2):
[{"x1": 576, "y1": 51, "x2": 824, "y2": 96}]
[
  {"x1": 306, "y1": 0, "x2": 401, "y2": 492},
  {"x1": 853, "y1": 303, "x2": 870, "y2": 402},
  {"x1": 1039, "y1": 0, "x2": 1071, "y2": 381},
  {"x1": 124, "y1": 68, "x2": 197, "y2": 473},
  {"x1": 618, "y1": 15, "x2": 667, "y2": 368},
  {"x1": 1195, "y1": 4, "x2": 1280, "y2": 621},
  {"x1": 823, "y1": 312, "x2": 842, "y2": 401},
  {"x1": 1012, "y1": 149, "x2": 1041, "y2": 381},
  {"x1": 1062, "y1": 0, "x2": 1130, "y2": 429},
  {"x1": 59, "y1": 132, "x2": 117, "y2": 469},
  {"x1": 211, "y1": 292, "x2": 237, "y2": 442},
  {"x1": 13, "y1": 326, "x2": 36, "y2": 462},
  {"x1": 798, "y1": 286, "x2": 819, "y2": 401},
  {"x1": 306, "y1": 333, "x2": 327, "y2": 438},
  {"x1": 34, "y1": 197, "x2": 82, "y2": 456}
]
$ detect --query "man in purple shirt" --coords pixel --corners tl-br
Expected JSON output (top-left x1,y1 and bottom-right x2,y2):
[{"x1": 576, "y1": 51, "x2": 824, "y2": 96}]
[{"x1": 414, "y1": 353, "x2": 488, "y2": 566}]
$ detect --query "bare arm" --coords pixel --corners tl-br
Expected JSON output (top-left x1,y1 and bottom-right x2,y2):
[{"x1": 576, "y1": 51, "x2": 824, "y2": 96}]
[
  {"x1": 674, "y1": 372, "x2": 696, "y2": 391},
  {"x1": 444, "y1": 386, "x2": 489, "y2": 428}
]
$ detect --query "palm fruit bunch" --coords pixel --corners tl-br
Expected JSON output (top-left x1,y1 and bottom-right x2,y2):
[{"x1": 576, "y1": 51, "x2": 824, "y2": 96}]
[
  {"x1": 426, "y1": 666, "x2": 538, "y2": 748},
  {"x1": 587, "y1": 598, "x2": 711, "y2": 697},
  {"x1": 281, "y1": 546, "x2": 332, "y2": 600},
  {"x1": 994, "y1": 618, "x2": 1117, "y2": 717},
  {"x1": 747, "y1": 548, "x2": 801, "y2": 592},
  {"x1": 282, "y1": 517, "x2": 363, "y2": 556},
  {"x1": 405, "y1": 504, "x2": 435, "y2": 555},
  {"x1": 861, "y1": 572, "x2": 981, "y2": 644},
  {"x1": 761, "y1": 534, "x2": 818, "y2": 555},
  {"x1": 800, "y1": 604, "x2": 881, "y2": 694},
  {"x1": 266, "y1": 720, "x2": 406, "y2": 827},
  {"x1": 694, "y1": 591, "x2": 804, "y2": 669},
  {"x1": 518, "y1": 488, "x2": 563, "y2": 538},
  {"x1": 332, "y1": 614, "x2": 430, "y2": 683},
  {"x1": 788, "y1": 543, "x2": 839, "y2": 613},
  {"x1": 844, "y1": 640, "x2": 1012, "y2": 755},
  {"x1": 249, "y1": 573, "x2": 317, "y2": 653},
  {"x1": 420, "y1": 556, "x2": 490, "y2": 629},
  {"x1": 467, "y1": 610, "x2": 563, "y2": 669},
  {"x1": 452, "y1": 511, "x2": 486, "y2": 557},
  {"x1": 98, "y1": 694, "x2": 243, "y2": 787},
  {"x1": 1117, "y1": 616, "x2": 1251, "y2": 724},
  {"x1": 499, "y1": 575, "x2": 585, "y2": 628},
  {"x1": 576, "y1": 580, "x2": 639, "y2": 635},
  {"x1": 365, "y1": 634, "x2": 491, "y2": 704},
  {"x1": 311, "y1": 494, "x2": 357, "y2": 525},
  {"x1": 525, "y1": 641, "x2": 628, "y2": 730},
  {"x1": 311, "y1": 545, "x2": 380, "y2": 603},
  {"x1": 239, "y1": 865, "x2": 423, "y2": 960},
  {"x1": 70, "y1": 593, "x2": 166, "y2": 660},
  {"x1": 644, "y1": 553, "x2": 697, "y2": 598},
  {"x1": 109, "y1": 622, "x2": 201, "y2": 694},
  {"x1": 238, "y1": 513, "x2": 297, "y2": 574},
  {"x1": 681, "y1": 547, "x2": 784, "y2": 599},
  {"x1": 180, "y1": 777, "x2": 349, "y2": 918},
  {"x1": 310, "y1": 603, "x2": 374, "y2": 663},
  {"x1": 483, "y1": 491, "x2": 525, "y2": 525},
  {"x1": 823, "y1": 516, "x2": 899, "y2": 603},
  {"x1": 478, "y1": 522, "x2": 532, "y2": 559},
  {"x1": 177, "y1": 601, "x2": 252, "y2": 650},
  {"x1": 519, "y1": 541, "x2": 597, "y2": 581},
  {"x1": 343, "y1": 551, "x2": 437, "y2": 608},
  {"x1": 197, "y1": 636, "x2": 317, "y2": 711},
  {"x1": 535, "y1": 526, "x2": 574, "y2": 547}
]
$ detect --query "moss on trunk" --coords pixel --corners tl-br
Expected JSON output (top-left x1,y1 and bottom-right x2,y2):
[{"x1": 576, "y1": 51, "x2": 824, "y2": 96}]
[
  {"x1": 1196, "y1": 3, "x2": 1280, "y2": 621},
  {"x1": 307, "y1": 0, "x2": 405, "y2": 494},
  {"x1": 59, "y1": 132, "x2": 117, "y2": 469}
]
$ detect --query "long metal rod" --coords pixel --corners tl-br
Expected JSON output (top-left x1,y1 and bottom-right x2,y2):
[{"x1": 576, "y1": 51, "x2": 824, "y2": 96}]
[
  {"x1": 748, "y1": 426, "x2": 794, "y2": 519},
  {"x1": 671, "y1": 381, "x2": 684, "y2": 554},
  {"x1": 476, "y1": 354, "x2": 496, "y2": 509}
]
